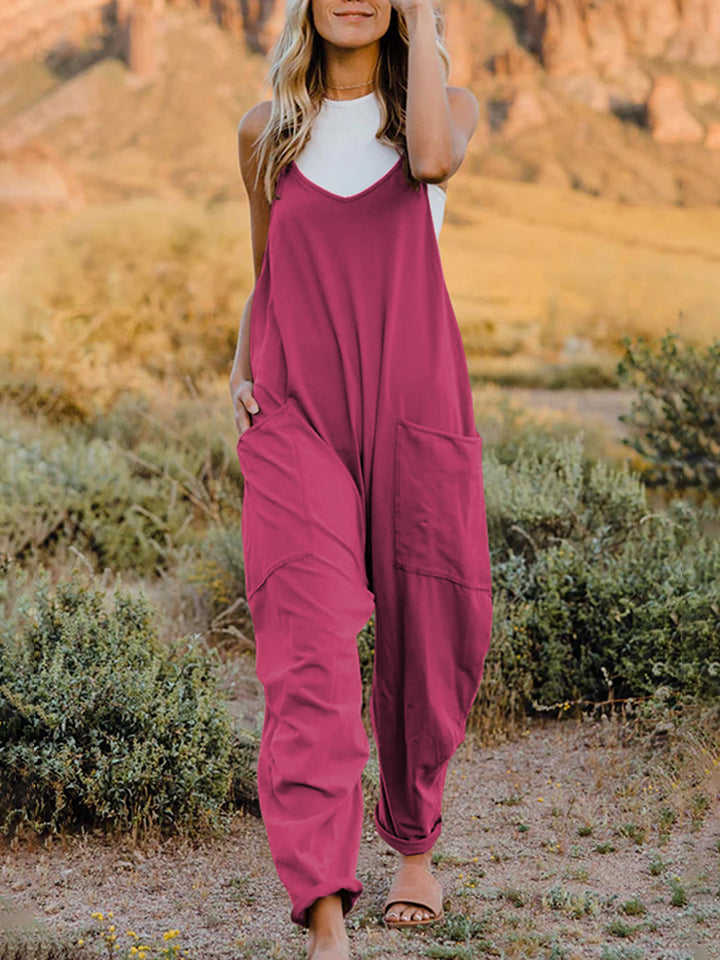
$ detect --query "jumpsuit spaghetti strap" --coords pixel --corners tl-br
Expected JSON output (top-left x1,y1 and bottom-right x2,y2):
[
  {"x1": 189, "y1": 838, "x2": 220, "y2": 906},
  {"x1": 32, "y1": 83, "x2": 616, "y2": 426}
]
[{"x1": 236, "y1": 152, "x2": 494, "y2": 929}]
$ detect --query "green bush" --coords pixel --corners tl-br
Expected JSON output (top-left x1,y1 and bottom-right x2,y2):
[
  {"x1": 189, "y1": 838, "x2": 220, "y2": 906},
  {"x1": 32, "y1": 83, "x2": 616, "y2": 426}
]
[
  {"x1": 472, "y1": 435, "x2": 720, "y2": 726},
  {"x1": 0, "y1": 425, "x2": 191, "y2": 574},
  {"x1": 484, "y1": 431, "x2": 648, "y2": 559},
  {"x1": 490, "y1": 500, "x2": 720, "y2": 710},
  {"x1": 0, "y1": 399, "x2": 244, "y2": 576},
  {"x1": 0, "y1": 575, "x2": 239, "y2": 839},
  {"x1": 617, "y1": 332, "x2": 720, "y2": 491}
]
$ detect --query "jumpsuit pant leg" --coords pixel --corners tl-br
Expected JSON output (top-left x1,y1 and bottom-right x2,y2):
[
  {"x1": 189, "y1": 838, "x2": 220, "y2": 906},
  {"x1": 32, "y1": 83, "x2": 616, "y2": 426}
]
[
  {"x1": 251, "y1": 555, "x2": 375, "y2": 929},
  {"x1": 238, "y1": 396, "x2": 375, "y2": 929},
  {"x1": 370, "y1": 575, "x2": 493, "y2": 854},
  {"x1": 368, "y1": 416, "x2": 494, "y2": 855}
]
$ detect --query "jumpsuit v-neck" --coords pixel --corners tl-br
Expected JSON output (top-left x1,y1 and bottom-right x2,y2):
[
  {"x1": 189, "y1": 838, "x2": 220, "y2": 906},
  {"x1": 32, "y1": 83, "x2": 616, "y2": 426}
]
[{"x1": 236, "y1": 152, "x2": 494, "y2": 929}]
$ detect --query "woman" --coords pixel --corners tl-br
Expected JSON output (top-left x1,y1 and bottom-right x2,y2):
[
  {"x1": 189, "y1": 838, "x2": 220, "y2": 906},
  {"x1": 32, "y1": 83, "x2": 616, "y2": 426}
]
[{"x1": 229, "y1": 0, "x2": 493, "y2": 955}]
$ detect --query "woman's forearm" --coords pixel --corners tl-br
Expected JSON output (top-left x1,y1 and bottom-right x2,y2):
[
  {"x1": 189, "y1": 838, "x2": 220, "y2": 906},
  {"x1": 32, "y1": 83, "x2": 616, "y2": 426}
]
[
  {"x1": 230, "y1": 291, "x2": 254, "y2": 385},
  {"x1": 404, "y1": 0, "x2": 453, "y2": 180}
]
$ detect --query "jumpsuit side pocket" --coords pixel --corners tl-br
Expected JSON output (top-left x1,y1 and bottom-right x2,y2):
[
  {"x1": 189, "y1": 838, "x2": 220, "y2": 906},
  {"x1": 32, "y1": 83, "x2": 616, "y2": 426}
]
[
  {"x1": 236, "y1": 398, "x2": 312, "y2": 600},
  {"x1": 393, "y1": 417, "x2": 492, "y2": 591}
]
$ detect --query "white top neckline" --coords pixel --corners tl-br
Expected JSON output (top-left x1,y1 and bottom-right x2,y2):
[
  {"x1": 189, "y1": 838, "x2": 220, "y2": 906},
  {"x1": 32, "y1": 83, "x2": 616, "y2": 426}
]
[
  {"x1": 321, "y1": 91, "x2": 376, "y2": 108},
  {"x1": 295, "y1": 90, "x2": 447, "y2": 237}
]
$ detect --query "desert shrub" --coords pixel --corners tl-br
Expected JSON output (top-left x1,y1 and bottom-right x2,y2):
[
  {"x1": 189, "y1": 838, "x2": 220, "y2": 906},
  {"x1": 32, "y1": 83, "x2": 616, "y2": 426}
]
[
  {"x1": 88, "y1": 392, "x2": 245, "y2": 528},
  {"x1": 477, "y1": 392, "x2": 614, "y2": 470},
  {"x1": 468, "y1": 437, "x2": 720, "y2": 729},
  {"x1": 484, "y1": 431, "x2": 648, "y2": 558},
  {"x1": 0, "y1": 421, "x2": 194, "y2": 574},
  {"x1": 0, "y1": 574, "x2": 240, "y2": 838},
  {"x1": 617, "y1": 332, "x2": 720, "y2": 491},
  {"x1": 479, "y1": 360, "x2": 618, "y2": 390},
  {"x1": 0, "y1": 399, "x2": 244, "y2": 575},
  {"x1": 488, "y1": 499, "x2": 720, "y2": 710},
  {"x1": 348, "y1": 432, "x2": 720, "y2": 735},
  {"x1": 186, "y1": 524, "x2": 247, "y2": 616}
]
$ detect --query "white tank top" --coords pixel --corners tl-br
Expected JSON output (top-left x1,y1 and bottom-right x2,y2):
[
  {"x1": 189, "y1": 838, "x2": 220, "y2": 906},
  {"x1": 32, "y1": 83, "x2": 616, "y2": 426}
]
[{"x1": 294, "y1": 91, "x2": 447, "y2": 239}]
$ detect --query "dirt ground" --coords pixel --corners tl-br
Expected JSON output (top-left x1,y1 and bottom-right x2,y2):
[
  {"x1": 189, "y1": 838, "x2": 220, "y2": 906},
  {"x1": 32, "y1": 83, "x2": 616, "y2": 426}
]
[{"x1": 1, "y1": 695, "x2": 718, "y2": 960}]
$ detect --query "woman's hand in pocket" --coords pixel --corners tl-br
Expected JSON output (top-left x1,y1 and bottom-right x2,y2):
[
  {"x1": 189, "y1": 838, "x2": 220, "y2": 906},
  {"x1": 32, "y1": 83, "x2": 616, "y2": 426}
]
[{"x1": 230, "y1": 377, "x2": 259, "y2": 436}]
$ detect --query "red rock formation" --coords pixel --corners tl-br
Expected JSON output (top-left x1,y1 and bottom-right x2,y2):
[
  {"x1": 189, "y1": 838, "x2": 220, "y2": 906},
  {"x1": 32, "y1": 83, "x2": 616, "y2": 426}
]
[
  {"x1": 0, "y1": 142, "x2": 84, "y2": 210},
  {"x1": 530, "y1": 0, "x2": 591, "y2": 76},
  {"x1": 615, "y1": 0, "x2": 680, "y2": 59},
  {"x1": 501, "y1": 88, "x2": 548, "y2": 138},
  {"x1": 127, "y1": 0, "x2": 162, "y2": 79},
  {"x1": 0, "y1": 0, "x2": 107, "y2": 62},
  {"x1": 524, "y1": 0, "x2": 720, "y2": 73},
  {"x1": 444, "y1": 0, "x2": 473, "y2": 87},
  {"x1": 647, "y1": 74, "x2": 705, "y2": 143},
  {"x1": 705, "y1": 120, "x2": 720, "y2": 148},
  {"x1": 585, "y1": 1, "x2": 627, "y2": 76},
  {"x1": 490, "y1": 46, "x2": 540, "y2": 79}
]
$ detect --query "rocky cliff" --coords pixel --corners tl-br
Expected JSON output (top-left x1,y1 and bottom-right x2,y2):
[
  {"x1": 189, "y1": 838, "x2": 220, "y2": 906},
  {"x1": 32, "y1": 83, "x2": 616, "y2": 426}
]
[{"x1": 1, "y1": 0, "x2": 719, "y2": 208}]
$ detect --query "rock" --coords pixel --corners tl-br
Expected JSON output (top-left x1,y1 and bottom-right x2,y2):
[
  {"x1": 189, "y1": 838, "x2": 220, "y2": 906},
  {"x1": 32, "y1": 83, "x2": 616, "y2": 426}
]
[
  {"x1": 128, "y1": 0, "x2": 162, "y2": 80},
  {"x1": 501, "y1": 88, "x2": 548, "y2": 138},
  {"x1": 0, "y1": 143, "x2": 85, "y2": 210},
  {"x1": 534, "y1": 159, "x2": 572, "y2": 189},
  {"x1": 537, "y1": 0, "x2": 592, "y2": 76},
  {"x1": 525, "y1": 0, "x2": 720, "y2": 73},
  {"x1": 665, "y1": 0, "x2": 720, "y2": 66},
  {"x1": 585, "y1": 0, "x2": 627, "y2": 76},
  {"x1": 647, "y1": 74, "x2": 705, "y2": 143},
  {"x1": 445, "y1": 0, "x2": 474, "y2": 87},
  {"x1": 548, "y1": 70, "x2": 611, "y2": 111},
  {"x1": 689, "y1": 78, "x2": 719, "y2": 105},
  {"x1": 705, "y1": 121, "x2": 720, "y2": 149},
  {"x1": 619, "y1": 0, "x2": 681, "y2": 59},
  {"x1": 490, "y1": 46, "x2": 541, "y2": 78}
]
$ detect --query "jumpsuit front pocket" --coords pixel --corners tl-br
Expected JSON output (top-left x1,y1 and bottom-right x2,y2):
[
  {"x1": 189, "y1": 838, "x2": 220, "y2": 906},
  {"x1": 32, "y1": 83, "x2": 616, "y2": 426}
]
[
  {"x1": 393, "y1": 417, "x2": 492, "y2": 590},
  {"x1": 236, "y1": 398, "x2": 312, "y2": 600}
]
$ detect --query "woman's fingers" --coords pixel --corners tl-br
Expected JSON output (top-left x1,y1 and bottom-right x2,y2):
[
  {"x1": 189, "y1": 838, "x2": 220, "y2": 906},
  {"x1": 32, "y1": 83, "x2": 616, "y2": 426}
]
[{"x1": 231, "y1": 381, "x2": 260, "y2": 436}]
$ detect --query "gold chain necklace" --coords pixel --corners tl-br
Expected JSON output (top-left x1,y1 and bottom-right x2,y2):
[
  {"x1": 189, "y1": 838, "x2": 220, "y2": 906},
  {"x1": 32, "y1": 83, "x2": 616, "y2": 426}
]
[{"x1": 326, "y1": 79, "x2": 374, "y2": 90}]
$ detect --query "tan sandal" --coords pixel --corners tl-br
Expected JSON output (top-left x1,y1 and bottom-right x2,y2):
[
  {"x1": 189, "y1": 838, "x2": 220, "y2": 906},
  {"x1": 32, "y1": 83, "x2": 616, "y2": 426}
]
[{"x1": 382, "y1": 862, "x2": 444, "y2": 929}]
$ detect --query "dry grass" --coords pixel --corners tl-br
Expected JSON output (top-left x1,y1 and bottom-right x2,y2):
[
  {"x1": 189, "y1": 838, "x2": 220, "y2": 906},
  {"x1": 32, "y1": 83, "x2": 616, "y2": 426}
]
[
  {"x1": 440, "y1": 169, "x2": 720, "y2": 379},
  {"x1": 2, "y1": 174, "x2": 719, "y2": 416}
]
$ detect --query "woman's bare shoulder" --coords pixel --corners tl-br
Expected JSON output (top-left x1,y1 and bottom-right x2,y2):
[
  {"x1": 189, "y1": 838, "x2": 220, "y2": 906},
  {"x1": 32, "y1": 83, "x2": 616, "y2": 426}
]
[
  {"x1": 238, "y1": 100, "x2": 273, "y2": 150},
  {"x1": 237, "y1": 101, "x2": 274, "y2": 194},
  {"x1": 434, "y1": 86, "x2": 480, "y2": 193}
]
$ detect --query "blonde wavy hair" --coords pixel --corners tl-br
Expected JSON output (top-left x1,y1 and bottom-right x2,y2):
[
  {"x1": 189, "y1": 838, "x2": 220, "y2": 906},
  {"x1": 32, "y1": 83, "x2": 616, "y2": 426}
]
[{"x1": 251, "y1": 0, "x2": 451, "y2": 204}]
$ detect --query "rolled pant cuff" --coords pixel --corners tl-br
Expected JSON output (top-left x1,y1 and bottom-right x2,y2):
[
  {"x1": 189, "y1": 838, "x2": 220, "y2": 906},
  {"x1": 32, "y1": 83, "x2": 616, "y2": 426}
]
[
  {"x1": 291, "y1": 879, "x2": 364, "y2": 928},
  {"x1": 373, "y1": 803, "x2": 442, "y2": 855}
]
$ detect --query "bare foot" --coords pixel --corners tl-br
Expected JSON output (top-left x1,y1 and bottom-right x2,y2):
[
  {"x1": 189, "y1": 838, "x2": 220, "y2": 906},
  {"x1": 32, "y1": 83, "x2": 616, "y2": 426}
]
[
  {"x1": 306, "y1": 893, "x2": 350, "y2": 960},
  {"x1": 384, "y1": 849, "x2": 437, "y2": 923}
]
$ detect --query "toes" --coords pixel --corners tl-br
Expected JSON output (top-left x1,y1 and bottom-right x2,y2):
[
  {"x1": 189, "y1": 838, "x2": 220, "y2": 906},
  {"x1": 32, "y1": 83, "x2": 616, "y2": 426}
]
[{"x1": 386, "y1": 902, "x2": 433, "y2": 923}]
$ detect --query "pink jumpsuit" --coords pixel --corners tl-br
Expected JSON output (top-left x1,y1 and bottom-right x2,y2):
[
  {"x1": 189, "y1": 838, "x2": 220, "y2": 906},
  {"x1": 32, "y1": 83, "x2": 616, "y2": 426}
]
[{"x1": 236, "y1": 153, "x2": 493, "y2": 928}]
